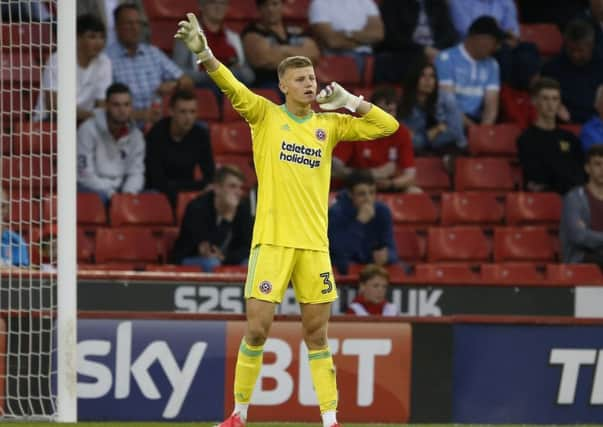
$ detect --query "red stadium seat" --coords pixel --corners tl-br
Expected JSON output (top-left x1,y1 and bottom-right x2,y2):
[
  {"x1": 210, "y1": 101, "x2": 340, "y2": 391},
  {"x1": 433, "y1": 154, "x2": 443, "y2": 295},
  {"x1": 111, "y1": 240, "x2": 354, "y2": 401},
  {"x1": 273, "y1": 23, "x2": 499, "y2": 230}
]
[
  {"x1": 1, "y1": 156, "x2": 54, "y2": 191},
  {"x1": 427, "y1": 226, "x2": 491, "y2": 262},
  {"x1": 222, "y1": 88, "x2": 282, "y2": 122},
  {"x1": 559, "y1": 123, "x2": 582, "y2": 137},
  {"x1": 505, "y1": 192, "x2": 562, "y2": 226},
  {"x1": 158, "y1": 226, "x2": 180, "y2": 260},
  {"x1": 6, "y1": 197, "x2": 41, "y2": 231},
  {"x1": 394, "y1": 227, "x2": 425, "y2": 262},
  {"x1": 146, "y1": 264, "x2": 202, "y2": 273},
  {"x1": 414, "y1": 157, "x2": 451, "y2": 192},
  {"x1": 440, "y1": 192, "x2": 504, "y2": 226},
  {"x1": 1, "y1": 88, "x2": 38, "y2": 122},
  {"x1": 77, "y1": 227, "x2": 96, "y2": 263},
  {"x1": 214, "y1": 265, "x2": 248, "y2": 274},
  {"x1": 379, "y1": 193, "x2": 438, "y2": 225},
  {"x1": 415, "y1": 263, "x2": 478, "y2": 281},
  {"x1": 315, "y1": 55, "x2": 362, "y2": 87},
  {"x1": 95, "y1": 228, "x2": 163, "y2": 265},
  {"x1": 77, "y1": 193, "x2": 107, "y2": 226},
  {"x1": 79, "y1": 263, "x2": 139, "y2": 271},
  {"x1": 1, "y1": 52, "x2": 41, "y2": 84},
  {"x1": 148, "y1": 19, "x2": 179, "y2": 53},
  {"x1": 467, "y1": 123, "x2": 521, "y2": 156},
  {"x1": 176, "y1": 191, "x2": 202, "y2": 224},
  {"x1": 195, "y1": 88, "x2": 221, "y2": 121},
  {"x1": 2, "y1": 134, "x2": 11, "y2": 154},
  {"x1": 210, "y1": 121, "x2": 253, "y2": 155},
  {"x1": 142, "y1": 0, "x2": 199, "y2": 19},
  {"x1": 110, "y1": 193, "x2": 174, "y2": 227},
  {"x1": 282, "y1": 0, "x2": 310, "y2": 22},
  {"x1": 546, "y1": 263, "x2": 603, "y2": 283},
  {"x1": 455, "y1": 157, "x2": 515, "y2": 192},
  {"x1": 480, "y1": 262, "x2": 543, "y2": 282},
  {"x1": 520, "y1": 24, "x2": 562, "y2": 57},
  {"x1": 494, "y1": 227, "x2": 555, "y2": 262},
  {"x1": 214, "y1": 155, "x2": 257, "y2": 187},
  {"x1": 226, "y1": 0, "x2": 259, "y2": 20},
  {"x1": 12, "y1": 122, "x2": 57, "y2": 154},
  {"x1": 0, "y1": 23, "x2": 53, "y2": 53}
]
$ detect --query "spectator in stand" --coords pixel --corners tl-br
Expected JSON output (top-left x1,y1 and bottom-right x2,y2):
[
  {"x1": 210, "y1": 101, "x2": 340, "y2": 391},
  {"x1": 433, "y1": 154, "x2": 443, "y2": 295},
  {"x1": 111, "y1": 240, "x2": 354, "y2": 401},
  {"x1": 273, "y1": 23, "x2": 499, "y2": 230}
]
[
  {"x1": 241, "y1": 0, "x2": 320, "y2": 88},
  {"x1": 170, "y1": 165, "x2": 253, "y2": 272},
  {"x1": 448, "y1": 1, "x2": 541, "y2": 98},
  {"x1": 77, "y1": 83, "x2": 146, "y2": 203},
  {"x1": 560, "y1": 144, "x2": 603, "y2": 269},
  {"x1": 399, "y1": 59, "x2": 467, "y2": 154},
  {"x1": 517, "y1": 78, "x2": 585, "y2": 194},
  {"x1": 374, "y1": 0, "x2": 458, "y2": 84},
  {"x1": 579, "y1": 0, "x2": 603, "y2": 60},
  {"x1": 581, "y1": 86, "x2": 603, "y2": 153},
  {"x1": 435, "y1": 16, "x2": 502, "y2": 128},
  {"x1": 309, "y1": 0, "x2": 383, "y2": 74},
  {"x1": 347, "y1": 264, "x2": 397, "y2": 316},
  {"x1": 328, "y1": 171, "x2": 397, "y2": 275},
  {"x1": 173, "y1": 0, "x2": 254, "y2": 87},
  {"x1": 542, "y1": 18, "x2": 603, "y2": 124},
  {"x1": 333, "y1": 87, "x2": 420, "y2": 193},
  {"x1": 0, "y1": 188, "x2": 29, "y2": 268},
  {"x1": 106, "y1": 3, "x2": 193, "y2": 127},
  {"x1": 34, "y1": 14, "x2": 112, "y2": 124},
  {"x1": 77, "y1": 0, "x2": 148, "y2": 47},
  {"x1": 516, "y1": 0, "x2": 587, "y2": 30},
  {"x1": 145, "y1": 90, "x2": 215, "y2": 206}
]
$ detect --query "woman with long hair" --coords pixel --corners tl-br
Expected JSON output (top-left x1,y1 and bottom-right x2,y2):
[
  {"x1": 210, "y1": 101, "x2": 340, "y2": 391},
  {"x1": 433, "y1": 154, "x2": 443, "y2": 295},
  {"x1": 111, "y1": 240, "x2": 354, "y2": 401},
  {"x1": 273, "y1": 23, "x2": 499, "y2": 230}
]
[{"x1": 398, "y1": 58, "x2": 466, "y2": 153}]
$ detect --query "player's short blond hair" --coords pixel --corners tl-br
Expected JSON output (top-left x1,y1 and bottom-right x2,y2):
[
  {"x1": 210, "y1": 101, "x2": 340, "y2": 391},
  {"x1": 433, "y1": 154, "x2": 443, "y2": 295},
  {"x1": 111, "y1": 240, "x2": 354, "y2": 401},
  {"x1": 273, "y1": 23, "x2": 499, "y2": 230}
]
[{"x1": 277, "y1": 56, "x2": 313, "y2": 79}]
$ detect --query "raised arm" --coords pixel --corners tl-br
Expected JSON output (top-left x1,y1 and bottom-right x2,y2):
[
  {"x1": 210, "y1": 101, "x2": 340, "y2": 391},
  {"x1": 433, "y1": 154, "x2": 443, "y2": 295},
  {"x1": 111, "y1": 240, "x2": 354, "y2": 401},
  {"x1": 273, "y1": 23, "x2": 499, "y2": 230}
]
[{"x1": 175, "y1": 13, "x2": 268, "y2": 123}]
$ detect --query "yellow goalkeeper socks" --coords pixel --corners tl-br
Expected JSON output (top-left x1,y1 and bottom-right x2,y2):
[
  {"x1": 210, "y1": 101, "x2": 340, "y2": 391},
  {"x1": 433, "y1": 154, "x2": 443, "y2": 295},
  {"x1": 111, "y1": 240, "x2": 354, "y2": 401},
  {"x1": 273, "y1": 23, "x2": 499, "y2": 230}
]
[
  {"x1": 308, "y1": 347, "x2": 338, "y2": 415},
  {"x1": 233, "y1": 338, "x2": 264, "y2": 415}
]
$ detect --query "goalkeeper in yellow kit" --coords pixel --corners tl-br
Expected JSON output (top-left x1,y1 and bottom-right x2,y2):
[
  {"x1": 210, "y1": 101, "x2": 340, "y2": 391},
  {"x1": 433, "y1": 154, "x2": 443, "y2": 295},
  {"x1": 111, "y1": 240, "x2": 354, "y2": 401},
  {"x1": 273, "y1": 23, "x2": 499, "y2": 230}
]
[{"x1": 175, "y1": 13, "x2": 398, "y2": 427}]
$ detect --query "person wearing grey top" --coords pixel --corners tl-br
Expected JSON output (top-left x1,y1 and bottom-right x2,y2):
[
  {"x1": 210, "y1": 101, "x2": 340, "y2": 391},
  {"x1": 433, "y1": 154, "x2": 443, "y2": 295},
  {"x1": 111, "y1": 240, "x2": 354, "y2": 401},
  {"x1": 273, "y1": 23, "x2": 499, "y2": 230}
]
[{"x1": 560, "y1": 144, "x2": 603, "y2": 268}]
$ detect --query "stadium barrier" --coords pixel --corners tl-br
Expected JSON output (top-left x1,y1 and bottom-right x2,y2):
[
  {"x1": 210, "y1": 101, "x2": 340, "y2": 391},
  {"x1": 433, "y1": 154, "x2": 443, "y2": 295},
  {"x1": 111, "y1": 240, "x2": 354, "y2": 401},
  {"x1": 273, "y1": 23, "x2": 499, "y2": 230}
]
[{"x1": 4, "y1": 312, "x2": 603, "y2": 423}]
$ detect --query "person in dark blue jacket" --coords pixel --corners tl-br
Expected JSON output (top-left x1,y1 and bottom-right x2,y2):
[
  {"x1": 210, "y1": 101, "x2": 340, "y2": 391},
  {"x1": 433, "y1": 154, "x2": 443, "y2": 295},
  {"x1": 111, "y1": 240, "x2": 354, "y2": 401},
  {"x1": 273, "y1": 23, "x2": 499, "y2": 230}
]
[{"x1": 328, "y1": 170, "x2": 397, "y2": 274}]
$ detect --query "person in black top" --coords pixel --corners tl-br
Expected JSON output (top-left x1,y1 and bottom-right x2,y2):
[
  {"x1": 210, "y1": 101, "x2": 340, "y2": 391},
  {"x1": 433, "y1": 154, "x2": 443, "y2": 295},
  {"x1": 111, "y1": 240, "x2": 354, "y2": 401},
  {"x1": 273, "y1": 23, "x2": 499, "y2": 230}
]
[
  {"x1": 542, "y1": 18, "x2": 603, "y2": 124},
  {"x1": 375, "y1": 0, "x2": 458, "y2": 83},
  {"x1": 241, "y1": 0, "x2": 320, "y2": 88},
  {"x1": 145, "y1": 90, "x2": 215, "y2": 205},
  {"x1": 517, "y1": 77, "x2": 585, "y2": 194},
  {"x1": 170, "y1": 165, "x2": 253, "y2": 272}
]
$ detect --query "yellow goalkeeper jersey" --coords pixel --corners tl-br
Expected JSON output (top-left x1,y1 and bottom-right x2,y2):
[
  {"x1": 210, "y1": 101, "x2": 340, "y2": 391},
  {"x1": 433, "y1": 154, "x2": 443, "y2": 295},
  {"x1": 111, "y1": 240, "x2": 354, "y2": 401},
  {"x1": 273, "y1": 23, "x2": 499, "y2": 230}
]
[{"x1": 209, "y1": 64, "x2": 399, "y2": 252}]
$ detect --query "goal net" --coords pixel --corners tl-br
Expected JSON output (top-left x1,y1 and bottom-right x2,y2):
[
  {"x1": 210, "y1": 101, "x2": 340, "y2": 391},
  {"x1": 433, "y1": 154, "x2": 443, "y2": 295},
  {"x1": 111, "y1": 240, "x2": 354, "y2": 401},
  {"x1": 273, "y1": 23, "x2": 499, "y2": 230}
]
[{"x1": 0, "y1": 0, "x2": 76, "y2": 420}]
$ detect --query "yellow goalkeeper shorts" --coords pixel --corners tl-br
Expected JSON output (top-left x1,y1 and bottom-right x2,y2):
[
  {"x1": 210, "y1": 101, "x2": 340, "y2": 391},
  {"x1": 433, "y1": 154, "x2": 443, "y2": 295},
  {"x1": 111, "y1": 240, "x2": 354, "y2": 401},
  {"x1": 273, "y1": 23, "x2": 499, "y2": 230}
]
[{"x1": 244, "y1": 244, "x2": 338, "y2": 304}]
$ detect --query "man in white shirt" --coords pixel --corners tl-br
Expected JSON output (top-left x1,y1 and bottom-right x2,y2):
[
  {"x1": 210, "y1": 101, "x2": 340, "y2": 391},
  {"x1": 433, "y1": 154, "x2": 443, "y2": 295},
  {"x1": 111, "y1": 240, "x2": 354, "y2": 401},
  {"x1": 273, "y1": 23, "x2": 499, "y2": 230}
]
[{"x1": 34, "y1": 13, "x2": 112, "y2": 123}]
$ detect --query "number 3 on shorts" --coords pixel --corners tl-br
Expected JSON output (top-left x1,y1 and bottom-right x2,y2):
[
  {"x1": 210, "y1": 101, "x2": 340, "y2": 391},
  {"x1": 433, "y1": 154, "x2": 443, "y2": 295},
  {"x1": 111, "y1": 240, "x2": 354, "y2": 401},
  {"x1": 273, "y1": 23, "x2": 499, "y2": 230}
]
[{"x1": 320, "y1": 272, "x2": 333, "y2": 294}]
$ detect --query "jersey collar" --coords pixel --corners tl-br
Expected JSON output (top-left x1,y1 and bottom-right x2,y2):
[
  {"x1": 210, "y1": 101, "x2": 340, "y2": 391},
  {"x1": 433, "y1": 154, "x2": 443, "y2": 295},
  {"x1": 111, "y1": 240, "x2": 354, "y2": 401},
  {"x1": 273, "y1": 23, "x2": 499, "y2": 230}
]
[{"x1": 280, "y1": 104, "x2": 314, "y2": 124}]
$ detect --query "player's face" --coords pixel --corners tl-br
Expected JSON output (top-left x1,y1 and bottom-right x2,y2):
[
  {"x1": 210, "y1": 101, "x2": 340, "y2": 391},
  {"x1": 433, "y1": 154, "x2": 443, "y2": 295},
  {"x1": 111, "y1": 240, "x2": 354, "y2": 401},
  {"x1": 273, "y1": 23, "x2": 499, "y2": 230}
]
[
  {"x1": 280, "y1": 66, "x2": 317, "y2": 105},
  {"x1": 170, "y1": 99, "x2": 198, "y2": 134},
  {"x1": 418, "y1": 65, "x2": 436, "y2": 95},
  {"x1": 586, "y1": 155, "x2": 603, "y2": 187},
  {"x1": 533, "y1": 88, "x2": 560, "y2": 121},
  {"x1": 78, "y1": 31, "x2": 105, "y2": 59},
  {"x1": 351, "y1": 183, "x2": 376, "y2": 208},
  {"x1": 116, "y1": 8, "x2": 142, "y2": 47},
  {"x1": 106, "y1": 93, "x2": 133, "y2": 126},
  {"x1": 359, "y1": 275, "x2": 388, "y2": 304},
  {"x1": 259, "y1": 0, "x2": 283, "y2": 26}
]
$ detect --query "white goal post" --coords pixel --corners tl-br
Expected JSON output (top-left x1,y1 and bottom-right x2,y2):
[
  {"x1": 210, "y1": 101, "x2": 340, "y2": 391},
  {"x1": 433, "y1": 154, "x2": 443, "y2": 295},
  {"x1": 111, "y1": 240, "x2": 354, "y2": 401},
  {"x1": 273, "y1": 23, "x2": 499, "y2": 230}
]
[{"x1": 0, "y1": 0, "x2": 77, "y2": 421}]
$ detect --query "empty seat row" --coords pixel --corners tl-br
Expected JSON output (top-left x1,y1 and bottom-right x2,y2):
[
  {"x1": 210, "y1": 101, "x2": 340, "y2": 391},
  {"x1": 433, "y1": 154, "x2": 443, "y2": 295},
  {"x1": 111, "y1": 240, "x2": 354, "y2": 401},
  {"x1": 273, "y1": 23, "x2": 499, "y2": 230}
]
[{"x1": 396, "y1": 226, "x2": 558, "y2": 263}]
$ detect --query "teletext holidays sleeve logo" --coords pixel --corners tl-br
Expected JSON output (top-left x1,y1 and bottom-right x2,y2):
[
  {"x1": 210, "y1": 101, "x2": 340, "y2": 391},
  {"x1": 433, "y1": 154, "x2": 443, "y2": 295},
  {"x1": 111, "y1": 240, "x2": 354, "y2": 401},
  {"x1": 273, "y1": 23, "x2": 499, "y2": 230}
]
[{"x1": 279, "y1": 141, "x2": 322, "y2": 168}]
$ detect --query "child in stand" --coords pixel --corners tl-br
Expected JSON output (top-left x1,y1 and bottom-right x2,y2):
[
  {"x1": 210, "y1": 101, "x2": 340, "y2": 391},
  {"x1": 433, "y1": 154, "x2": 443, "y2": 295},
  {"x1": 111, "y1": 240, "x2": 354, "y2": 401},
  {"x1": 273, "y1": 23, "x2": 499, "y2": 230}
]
[{"x1": 347, "y1": 264, "x2": 398, "y2": 316}]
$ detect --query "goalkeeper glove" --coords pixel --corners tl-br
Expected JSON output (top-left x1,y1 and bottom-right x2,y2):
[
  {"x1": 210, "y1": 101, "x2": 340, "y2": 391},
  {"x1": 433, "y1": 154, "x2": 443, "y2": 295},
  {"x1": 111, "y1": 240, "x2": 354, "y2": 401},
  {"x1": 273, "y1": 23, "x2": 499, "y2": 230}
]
[
  {"x1": 316, "y1": 82, "x2": 363, "y2": 112},
  {"x1": 174, "y1": 13, "x2": 214, "y2": 63}
]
